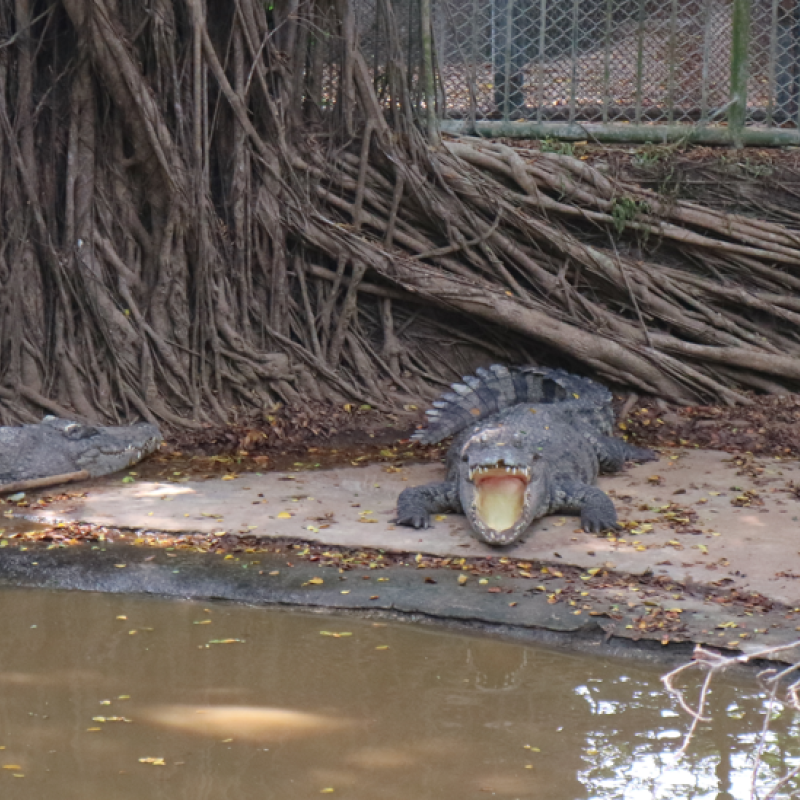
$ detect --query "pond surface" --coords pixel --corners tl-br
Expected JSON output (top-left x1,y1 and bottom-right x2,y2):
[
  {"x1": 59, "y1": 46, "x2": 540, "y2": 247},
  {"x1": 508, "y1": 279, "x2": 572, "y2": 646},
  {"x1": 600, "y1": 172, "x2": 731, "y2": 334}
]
[{"x1": 0, "y1": 587, "x2": 796, "y2": 800}]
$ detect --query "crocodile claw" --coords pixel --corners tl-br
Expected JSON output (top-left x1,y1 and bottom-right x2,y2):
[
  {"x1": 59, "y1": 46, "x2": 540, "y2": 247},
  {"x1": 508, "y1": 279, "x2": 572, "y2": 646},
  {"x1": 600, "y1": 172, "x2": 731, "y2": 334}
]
[
  {"x1": 392, "y1": 512, "x2": 432, "y2": 529},
  {"x1": 581, "y1": 509, "x2": 621, "y2": 534},
  {"x1": 630, "y1": 446, "x2": 659, "y2": 463}
]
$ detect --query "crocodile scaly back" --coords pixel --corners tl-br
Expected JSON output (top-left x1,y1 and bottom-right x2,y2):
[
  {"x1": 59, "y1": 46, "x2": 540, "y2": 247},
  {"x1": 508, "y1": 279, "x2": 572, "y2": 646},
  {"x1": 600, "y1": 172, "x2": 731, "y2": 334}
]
[{"x1": 412, "y1": 365, "x2": 613, "y2": 445}]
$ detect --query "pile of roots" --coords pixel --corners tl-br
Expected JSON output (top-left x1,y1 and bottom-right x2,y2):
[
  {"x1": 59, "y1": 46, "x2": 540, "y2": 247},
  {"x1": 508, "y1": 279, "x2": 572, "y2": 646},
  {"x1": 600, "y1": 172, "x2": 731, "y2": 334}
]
[{"x1": 2, "y1": 0, "x2": 800, "y2": 428}]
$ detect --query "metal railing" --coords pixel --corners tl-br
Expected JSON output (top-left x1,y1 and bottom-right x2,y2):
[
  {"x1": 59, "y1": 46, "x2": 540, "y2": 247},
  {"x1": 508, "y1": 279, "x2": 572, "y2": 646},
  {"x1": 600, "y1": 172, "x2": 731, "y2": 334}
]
[{"x1": 428, "y1": 0, "x2": 800, "y2": 144}]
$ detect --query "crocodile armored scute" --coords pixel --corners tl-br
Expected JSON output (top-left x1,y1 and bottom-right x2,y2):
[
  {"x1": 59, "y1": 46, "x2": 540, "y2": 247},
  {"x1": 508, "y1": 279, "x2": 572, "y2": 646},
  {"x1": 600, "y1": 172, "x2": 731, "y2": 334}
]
[
  {"x1": 395, "y1": 366, "x2": 657, "y2": 547},
  {"x1": 0, "y1": 416, "x2": 162, "y2": 487}
]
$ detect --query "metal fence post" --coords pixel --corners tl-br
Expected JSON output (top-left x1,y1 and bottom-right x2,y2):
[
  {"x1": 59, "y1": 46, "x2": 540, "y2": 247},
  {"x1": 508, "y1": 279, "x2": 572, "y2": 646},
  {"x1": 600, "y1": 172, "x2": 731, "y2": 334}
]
[
  {"x1": 569, "y1": 0, "x2": 580, "y2": 123},
  {"x1": 729, "y1": 0, "x2": 752, "y2": 147},
  {"x1": 420, "y1": 0, "x2": 441, "y2": 144},
  {"x1": 537, "y1": 0, "x2": 547, "y2": 124},
  {"x1": 492, "y1": 0, "x2": 517, "y2": 120}
]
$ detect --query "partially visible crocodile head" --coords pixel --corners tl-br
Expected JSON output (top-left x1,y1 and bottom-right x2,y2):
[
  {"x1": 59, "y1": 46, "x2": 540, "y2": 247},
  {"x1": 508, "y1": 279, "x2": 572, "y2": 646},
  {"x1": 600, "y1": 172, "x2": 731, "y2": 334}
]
[
  {"x1": 0, "y1": 417, "x2": 163, "y2": 486},
  {"x1": 40, "y1": 417, "x2": 163, "y2": 477},
  {"x1": 456, "y1": 422, "x2": 547, "y2": 546}
]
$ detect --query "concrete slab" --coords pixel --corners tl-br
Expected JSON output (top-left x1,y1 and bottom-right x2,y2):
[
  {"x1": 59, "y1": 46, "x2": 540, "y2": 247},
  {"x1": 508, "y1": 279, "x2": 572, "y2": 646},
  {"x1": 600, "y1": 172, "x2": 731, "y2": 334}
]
[{"x1": 21, "y1": 449, "x2": 800, "y2": 605}]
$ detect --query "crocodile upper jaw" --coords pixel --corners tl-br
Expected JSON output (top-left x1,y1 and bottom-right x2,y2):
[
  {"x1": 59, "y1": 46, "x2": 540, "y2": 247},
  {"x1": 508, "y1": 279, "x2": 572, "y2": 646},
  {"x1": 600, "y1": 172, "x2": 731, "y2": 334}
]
[{"x1": 459, "y1": 461, "x2": 545, "y2": 546}]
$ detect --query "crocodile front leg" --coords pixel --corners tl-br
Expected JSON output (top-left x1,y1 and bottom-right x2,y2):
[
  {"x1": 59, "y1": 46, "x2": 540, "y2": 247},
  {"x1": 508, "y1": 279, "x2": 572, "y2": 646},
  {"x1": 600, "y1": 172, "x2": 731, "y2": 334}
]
[
  {"x1": 394, "y1": 482, "x2": 462, "y2": 529},
  {"x1": 550, "y1": 480, "x2": 620, "y2": 533},
  {"x1": 594, "y1": 436, "x2": 658, "y2": 473}
]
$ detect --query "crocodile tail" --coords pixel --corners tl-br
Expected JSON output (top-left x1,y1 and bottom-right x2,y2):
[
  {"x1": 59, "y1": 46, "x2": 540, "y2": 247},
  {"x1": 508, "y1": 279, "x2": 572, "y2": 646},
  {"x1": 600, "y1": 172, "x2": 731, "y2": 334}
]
[
  {"x1": 412, "y1": 365, "x2": 612, "y2": 445},
  {"x1": 522, "y1": 367, "x2": 613, "y2": 411}
]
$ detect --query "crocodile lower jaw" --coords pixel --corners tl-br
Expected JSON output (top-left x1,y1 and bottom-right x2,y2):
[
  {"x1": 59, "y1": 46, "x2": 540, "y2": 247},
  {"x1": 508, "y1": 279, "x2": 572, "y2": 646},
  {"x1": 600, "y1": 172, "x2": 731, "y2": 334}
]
[{"x1": 473, "y1": 470, "x2": 528, "y2": 532}]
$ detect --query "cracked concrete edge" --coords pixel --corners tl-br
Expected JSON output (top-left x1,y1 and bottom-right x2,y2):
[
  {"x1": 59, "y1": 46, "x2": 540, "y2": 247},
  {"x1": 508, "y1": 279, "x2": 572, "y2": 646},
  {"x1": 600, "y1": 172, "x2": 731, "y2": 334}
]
[{"x1": 1, "y1": 542, "x2": 798, "y2": 667}]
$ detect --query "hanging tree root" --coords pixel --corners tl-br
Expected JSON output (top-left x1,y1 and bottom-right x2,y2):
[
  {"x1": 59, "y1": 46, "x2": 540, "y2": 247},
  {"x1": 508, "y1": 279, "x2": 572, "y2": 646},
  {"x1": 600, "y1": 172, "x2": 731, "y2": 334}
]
[
  {"x1": 2, "y1": 0, "x2": 800, "y2": 427},
  {"x1": 662, "y1": 642, "x2": 800, "y2": 797}
]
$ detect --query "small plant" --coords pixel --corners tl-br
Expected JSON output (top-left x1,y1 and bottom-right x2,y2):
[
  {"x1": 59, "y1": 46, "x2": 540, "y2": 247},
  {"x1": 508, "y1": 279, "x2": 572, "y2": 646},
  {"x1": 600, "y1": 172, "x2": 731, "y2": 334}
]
[
  {"x1": 738, "y1": 157, "x2": 774, "y2": 178},
  {"x1": 611, "y1": 196, "x2": 649, "y2": 236},
  {"x1": 632, "y1": 144, "x2": 669, "y2": 168},
  {"x1": 540, "y1": 137, "x2": 574, "y2": 157}
]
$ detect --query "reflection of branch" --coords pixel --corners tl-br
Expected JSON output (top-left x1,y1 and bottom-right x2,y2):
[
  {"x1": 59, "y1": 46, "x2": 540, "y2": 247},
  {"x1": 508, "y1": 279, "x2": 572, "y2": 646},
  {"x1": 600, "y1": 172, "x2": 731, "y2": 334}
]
[
  {"x1": 663, "y1": 641, "x2": 800, "y2": 797},
  {"x1": 763, "y1": 760, "x2": 800, "y2": 800},
  {"x1": 752, "y1": 680, "x2": 779, "y2": 800},
  {"x1": 662, "y1": 649, "x2": 720, "y2": 759}
]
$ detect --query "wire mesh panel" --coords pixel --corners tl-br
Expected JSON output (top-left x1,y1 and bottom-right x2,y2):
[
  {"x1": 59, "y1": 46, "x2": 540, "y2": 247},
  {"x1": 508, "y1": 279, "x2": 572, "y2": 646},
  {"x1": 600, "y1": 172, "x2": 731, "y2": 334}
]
[
  {"x1": 311, "y1": 0, "x2": 800, "y2": 142},
  {"x1": 749, "y1": 0, "x2": 800, "y2": 125},
  {"x1": 433, "y1": 0, "x2": 800, "y2": 140}
]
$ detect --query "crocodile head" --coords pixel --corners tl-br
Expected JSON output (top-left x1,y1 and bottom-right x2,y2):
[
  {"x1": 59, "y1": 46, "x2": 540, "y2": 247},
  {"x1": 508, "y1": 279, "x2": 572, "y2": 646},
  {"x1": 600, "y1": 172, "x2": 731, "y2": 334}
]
[
  {"x1": 41, "y1": 417, "x2": 163, "y2": 478},
  {"x1": 456, "y1": 424, "x2": 547, "y2": 546},
  {"x1": 0, "y1": 418, "x2": 164, "y2": 488}
]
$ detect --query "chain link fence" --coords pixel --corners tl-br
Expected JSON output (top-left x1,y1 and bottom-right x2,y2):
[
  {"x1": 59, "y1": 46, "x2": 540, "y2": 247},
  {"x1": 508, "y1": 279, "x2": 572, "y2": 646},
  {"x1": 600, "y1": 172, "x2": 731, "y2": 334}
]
[
  {"x1": 431, "y1": 0, "x2": 800, "y2": 143},
  {"x1": 341, "y1": 0, "x2": 800, "y2": 144}
]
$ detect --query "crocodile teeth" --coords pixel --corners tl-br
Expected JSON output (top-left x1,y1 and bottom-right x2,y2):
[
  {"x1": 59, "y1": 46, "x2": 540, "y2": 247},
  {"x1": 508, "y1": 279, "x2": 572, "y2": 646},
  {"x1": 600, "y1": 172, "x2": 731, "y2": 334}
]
[{"x1": 469, "y1": 465, "x2": 530, "y2": 481}]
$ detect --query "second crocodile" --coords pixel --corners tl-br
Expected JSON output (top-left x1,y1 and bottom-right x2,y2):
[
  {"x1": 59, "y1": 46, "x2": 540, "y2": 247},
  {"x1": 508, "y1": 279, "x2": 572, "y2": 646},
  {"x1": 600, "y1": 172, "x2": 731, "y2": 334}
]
[
  {"x1": 0, "y1": 416, "x2": 162, "y2": 492},
  {"x1": 395, "y1": 365, "x2": 656, "y2": 546}
]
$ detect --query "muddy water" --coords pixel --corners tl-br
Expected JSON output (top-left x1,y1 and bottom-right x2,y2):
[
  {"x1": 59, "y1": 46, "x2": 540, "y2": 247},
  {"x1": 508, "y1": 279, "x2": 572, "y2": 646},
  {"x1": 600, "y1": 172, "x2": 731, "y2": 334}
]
[
  {"x1": 0, "y1": 518, "x2": 48, "y2": 536},
  {"x1": 0, "y1": 589, "x2": 795, "y2": 800}
]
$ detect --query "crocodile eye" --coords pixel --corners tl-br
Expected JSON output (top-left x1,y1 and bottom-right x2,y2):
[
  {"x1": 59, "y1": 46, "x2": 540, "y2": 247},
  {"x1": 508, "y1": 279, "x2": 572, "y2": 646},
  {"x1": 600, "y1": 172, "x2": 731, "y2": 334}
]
[{"x1": 63, "y1": 424, "x2": 99, "y2": 440}]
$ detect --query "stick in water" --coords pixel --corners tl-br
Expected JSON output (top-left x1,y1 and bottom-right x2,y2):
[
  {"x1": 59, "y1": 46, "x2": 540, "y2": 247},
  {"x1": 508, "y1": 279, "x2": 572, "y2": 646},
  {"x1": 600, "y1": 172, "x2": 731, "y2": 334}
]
[{"x1": 0, "y1": 470, "x2": 91, "y2": 495}]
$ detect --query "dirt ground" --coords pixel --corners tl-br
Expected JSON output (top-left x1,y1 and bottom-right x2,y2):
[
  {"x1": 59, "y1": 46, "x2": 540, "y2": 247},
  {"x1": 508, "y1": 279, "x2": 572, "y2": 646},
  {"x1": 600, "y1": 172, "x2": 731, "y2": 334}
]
[
  {"x1": 155, "y1": 391, "x2": 800, "y2": 484},
  {"x1": 530, "y1": 139, "x2": 800, "y2": 227}
]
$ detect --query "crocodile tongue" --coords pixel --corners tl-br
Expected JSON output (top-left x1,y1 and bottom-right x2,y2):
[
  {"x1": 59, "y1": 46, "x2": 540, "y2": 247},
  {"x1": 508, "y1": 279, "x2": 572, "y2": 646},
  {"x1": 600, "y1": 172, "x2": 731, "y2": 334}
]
[{"x1": 474, "y1": 470, "x2": 527, "y2": 532}]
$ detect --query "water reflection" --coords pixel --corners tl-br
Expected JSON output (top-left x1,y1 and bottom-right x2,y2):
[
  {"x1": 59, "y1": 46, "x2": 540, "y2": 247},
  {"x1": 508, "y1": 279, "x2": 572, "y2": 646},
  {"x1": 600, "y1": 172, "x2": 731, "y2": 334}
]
[
  {"x1": 466, "y1": 643, "x2": 529, "y2": 692},
  {"x1": 0, "y1": 586, "x2": 795, "y2": 799},
  {"x1": 141, "y1": 704, "x2": 352, "y2": 742}
]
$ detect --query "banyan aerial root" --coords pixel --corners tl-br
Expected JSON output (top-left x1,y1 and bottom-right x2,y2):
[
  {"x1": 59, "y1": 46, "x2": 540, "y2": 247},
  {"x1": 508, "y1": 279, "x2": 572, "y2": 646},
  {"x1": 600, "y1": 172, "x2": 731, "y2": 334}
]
[{"x1": 1, "y1": 0, "x2": 799, "y2": 427}]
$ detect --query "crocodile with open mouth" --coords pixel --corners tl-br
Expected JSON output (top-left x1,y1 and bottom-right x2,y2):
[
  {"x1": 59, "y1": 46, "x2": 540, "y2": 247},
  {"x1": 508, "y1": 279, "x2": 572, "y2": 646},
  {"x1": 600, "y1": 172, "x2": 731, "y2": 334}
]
[
  {"x1": 0, "y1": 416, "x2": 162, "y2": 492},
  {"x1": 394, "y1": 365, "x2": 656, "y2": 546}
]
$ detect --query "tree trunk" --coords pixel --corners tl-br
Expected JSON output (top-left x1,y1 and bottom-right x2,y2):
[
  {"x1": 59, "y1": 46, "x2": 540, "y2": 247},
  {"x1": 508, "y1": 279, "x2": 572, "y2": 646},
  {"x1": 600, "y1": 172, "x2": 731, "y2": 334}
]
[{"x1": 1, "y1": 0, "x2": 800, "y2": 428}]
